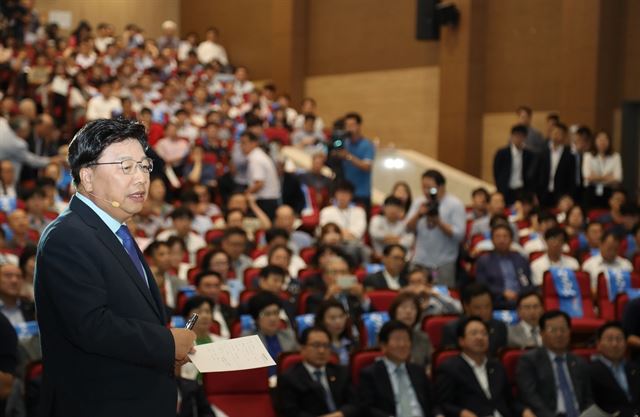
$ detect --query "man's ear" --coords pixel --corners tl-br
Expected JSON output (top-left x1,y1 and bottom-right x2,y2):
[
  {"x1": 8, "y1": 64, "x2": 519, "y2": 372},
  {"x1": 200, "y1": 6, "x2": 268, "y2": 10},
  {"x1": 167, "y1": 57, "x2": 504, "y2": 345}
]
[{"x1": 79, "y1": 167, "x2": 93, "y2": 193}]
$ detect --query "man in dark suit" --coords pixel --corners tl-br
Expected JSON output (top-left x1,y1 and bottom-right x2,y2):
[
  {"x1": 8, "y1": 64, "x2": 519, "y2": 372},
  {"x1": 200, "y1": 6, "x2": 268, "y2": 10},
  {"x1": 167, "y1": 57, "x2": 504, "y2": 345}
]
[
  {"x1": 441, "y1": 283, "x2": 507, "y2": 356},
  {"x1": 537, "y1": 123, "x2": 576, "y2": 208},
  {"x1": 589, "y1": 321, "x2": 640, "y2": 417},
  {"x1": 363, "y1": 244, "x2": 408, "y2": 291},
  {"x1": 494, "y1": 124, "x2": 537, "y2": 205},
  {"x1": 303, "y1": 254, "x2": 369, "y2": 317},
  {"x1": 34, "y1": 118, "x2": 196, "y2": 417},
  {"x1": 436, "y1": 316, "x2": 534, "y2": 417},
  {"x1": 194, "y1": 271, "x2": 237, "y2": 337},
  {"x1": 278, "y1": 326, "x2": 359, "y2": 417},
  {"x1": 176, "y1": 378, "x2": 216, "y2": 417},
  {"x1": 358, "y1": 320, "x2": 436, "y2": 417},
  {"x1": 516, "y1": 310, "x2": 593, "y2": 417},
  {"x1": 475, "y1": 224, "x2": 534, "y2": 310},
  {"x1": 0, "y1": 263, "x2": 36, "y2": 325}
]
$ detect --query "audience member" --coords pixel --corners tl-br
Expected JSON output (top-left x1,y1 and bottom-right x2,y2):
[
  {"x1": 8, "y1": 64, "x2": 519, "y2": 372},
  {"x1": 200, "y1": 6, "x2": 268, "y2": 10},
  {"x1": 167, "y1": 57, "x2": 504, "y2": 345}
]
[
  {"x1": 390, "y1": 181, "x2": 413, "y2": 214},
  {"x1": 538, "y1": 122, "x2": 576, "y2": 208},
  {"x1": 515, "y1": 106, "x2": 546, "y2": 155},
  {"x1": 388, "y1": 292, "x2": 432, "y2": 368},
  {"x1": 357, "y1": 321, "x2": 436, "y2": 417},
  {"x1": 582, "y1": 230, "x2": 633, "y2": 293},
  {"x1": 193, "y1": 271, "x2": 236, "y2": 339},
  {"x1": 0, "y1": 262, "x2": 34, "y2": 326},
  {"x1": 363, "y1": 244, "x2": 408, "y2": 291},
  {"x1": 368, "y1": 196, "x2": 414, "y2": 256},
  {"x1": 468, "y1": 187, "x2": 490, "y2": 221},
  {"x1": 583, "y1": 130, "x2": 623, "y2": 208},
  {"x1": 530, "y1": 227, "x2": 579, "y2": 286},
  {"x1": 314, "y1": 299, "x2": 357, "y2": 366},
  {"x1": 403, "y1": 267, "x2": 462, "y2": 317},
  {"x1": 516, "y1": 310, "x2": 593, "y2": 417},
  {"x1": 277, "y1": 326, "x2": 358, "y2": 417},
  {"x1": 589, "y1": 321, "x2": 640, "y2": 416},
  {"x1": 494, "y1": 124, "x2": 536, "y2": 205},
  {"x1": 507, "y1": 290, "x2": 544, "y2": 348},
  {"x1": 241, "y1": 131, "x2": 280, "y2": 219}
]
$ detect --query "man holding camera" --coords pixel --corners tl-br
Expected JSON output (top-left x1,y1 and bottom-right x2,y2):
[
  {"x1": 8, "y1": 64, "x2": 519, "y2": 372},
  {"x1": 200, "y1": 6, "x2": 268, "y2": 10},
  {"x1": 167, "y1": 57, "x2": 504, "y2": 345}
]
[{"x1": 407, "y1": 169, "x2": 466, "y2": 288}]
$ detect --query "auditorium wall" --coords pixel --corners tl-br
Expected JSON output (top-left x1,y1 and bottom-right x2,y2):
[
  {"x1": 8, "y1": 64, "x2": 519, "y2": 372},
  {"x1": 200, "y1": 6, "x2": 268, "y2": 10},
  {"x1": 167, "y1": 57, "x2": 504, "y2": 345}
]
[
  {"x1": 622, "y1": 0, "x2": 640, "y2": 100},
  {"x1": 36, "y1": 0, "x2": 179, "y2": 39}
]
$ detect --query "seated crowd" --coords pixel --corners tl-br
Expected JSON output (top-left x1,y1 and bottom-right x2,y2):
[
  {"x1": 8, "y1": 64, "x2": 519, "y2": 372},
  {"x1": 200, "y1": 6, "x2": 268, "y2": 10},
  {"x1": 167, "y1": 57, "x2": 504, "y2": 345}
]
[{"x1": 1, "y1": 8, "x2": 640, "y2": 417}]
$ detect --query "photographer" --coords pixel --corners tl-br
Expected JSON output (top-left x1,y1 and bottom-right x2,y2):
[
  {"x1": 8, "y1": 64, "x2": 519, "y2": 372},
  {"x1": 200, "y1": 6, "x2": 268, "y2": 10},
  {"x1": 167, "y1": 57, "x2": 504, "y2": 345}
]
[
  {"x1": 406, "y1": 169, "x2": 466, "y2": 288},
  {"x1": 331, "y1": 112, "x2": 375, "y2": 212}
]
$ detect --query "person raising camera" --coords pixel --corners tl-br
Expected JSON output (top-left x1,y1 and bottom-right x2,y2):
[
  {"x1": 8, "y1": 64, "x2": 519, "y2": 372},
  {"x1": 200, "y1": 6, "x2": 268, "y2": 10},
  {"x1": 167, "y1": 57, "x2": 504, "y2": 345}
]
[{"x1": 406, "y1": 169, "x2": 466, "y2": 288}]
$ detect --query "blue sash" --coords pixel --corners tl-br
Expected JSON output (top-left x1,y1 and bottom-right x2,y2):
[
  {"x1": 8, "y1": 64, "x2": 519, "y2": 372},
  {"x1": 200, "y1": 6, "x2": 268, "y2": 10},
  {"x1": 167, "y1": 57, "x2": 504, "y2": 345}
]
[
  {"x1": 605, "y1": 269, "x2": 631, "y2": 302},
  {"x1": 628, "y1": 288, "x2": 640, "y2": 300},
  {"x1": 493, "y1": 310, "x2": 520, "y2": 325},
  {"x1": 432, "y1": 285, "x2": 450, "y2": 297},
  {"x1": 361, "y1": 312, "x2": 389, "y2": 348},
  {"x1": 14, "y1": 321, "x2": 39, "y2": 339},
  {"x1": 365, "y1": 263, "x2": 385, "y2": 274},
  {"x1": 626, "y1": 235, "x2": 637, "y2": 258},
  {"x1": 550, "y1": 267, "x2": 583, "y2": 318},
  {"x1": 240, "y1": 314, "x2": 256, "y2": 333},
  {"x1": 295, "y1": 313, "x2": 315, "y2": 336},
  {"x1": 577, "y1": 233, "x2": 588, "y2": 250}
]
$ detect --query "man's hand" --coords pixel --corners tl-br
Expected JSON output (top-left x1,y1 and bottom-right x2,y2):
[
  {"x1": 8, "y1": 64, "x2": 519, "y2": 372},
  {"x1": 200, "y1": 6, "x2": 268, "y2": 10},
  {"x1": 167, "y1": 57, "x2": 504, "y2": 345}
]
[
  {"x1": 325, "y1": 284, "x2": 342, "y2": 299},
  {"x1": 504, "y1": 289, "x2": 518, "y2": 301},
  {"x1": 348, "y1": 283, "x2": 364, "y2": 299},
  {"x1": 521, "y1": 408, "x2": 536, "y2": 417},
  {"x1": 460, "y1": 409, "x2": 478, "y2": 417},
  {"x1": 170, "y1": 328, "x2": 196, "y2": 361}
]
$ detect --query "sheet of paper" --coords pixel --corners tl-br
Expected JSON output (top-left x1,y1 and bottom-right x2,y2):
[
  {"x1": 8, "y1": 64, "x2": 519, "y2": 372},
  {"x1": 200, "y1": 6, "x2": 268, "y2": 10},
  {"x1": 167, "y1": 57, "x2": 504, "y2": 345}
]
[{"x1": 187, "y1": 335, "x2": 275, "y2": 373}]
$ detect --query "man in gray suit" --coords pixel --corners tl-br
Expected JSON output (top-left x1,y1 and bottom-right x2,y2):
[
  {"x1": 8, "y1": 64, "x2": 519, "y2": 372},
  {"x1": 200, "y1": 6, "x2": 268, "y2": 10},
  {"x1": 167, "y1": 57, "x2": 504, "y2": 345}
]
[
  {"x1": 508, "y1": 290, "x2": 544, "y2": 348},
  {"x1": 516, "y1": 310, "x2": 593, "y2": 417}
]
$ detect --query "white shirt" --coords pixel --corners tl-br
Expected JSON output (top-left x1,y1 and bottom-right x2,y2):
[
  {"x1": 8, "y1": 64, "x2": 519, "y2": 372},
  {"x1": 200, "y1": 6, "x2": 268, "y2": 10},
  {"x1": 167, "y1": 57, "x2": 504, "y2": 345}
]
[
  {"x1": 252, "y1": 254, "x2": 307, "y2": 278},
  {"x1": 548, "y1": 144, "x2": 564, "y2": 192},
  {"x1": 382, "y1": 269, "x2": 401, "y2": 290},
  {"x1": 247, "y1": 147, "x2": 281, "y2": 200},
  {"x1": 582, "y1": 152, "x2": 623, "y2": 187},
  {"x1": 156, "y1": 229, "x2": 206, "y2": 265},
  {"x1": 582, "y1": 254, "x2": 633, "y2": 292},
  {"x1": 460, "y1": 353, "x2": 501, "y2": 417},
  {"x1": 319, "y1": 205, "x2": 367, "y2": 240},
  {"x1": 154, "y1": 137, "x2": 190, "y2": 165},
  {"x1": 509, "y1": 143, "x2": 524, "y2": 189},
  {"x1": 212, "y1": 304, "x2": 230, "y2": 339},
  {"x1": 530, "y1": 254, "x2": 580, "y2": 286},
  {"x1": 86, "y1": 95, "x2": 122, "y2": 120},
  {"x1": 196, "y1": 41, "x2": 229, "y2": 65},
  {"x1": 368, "y1": 214, "x2": 414, "y2": 254}
]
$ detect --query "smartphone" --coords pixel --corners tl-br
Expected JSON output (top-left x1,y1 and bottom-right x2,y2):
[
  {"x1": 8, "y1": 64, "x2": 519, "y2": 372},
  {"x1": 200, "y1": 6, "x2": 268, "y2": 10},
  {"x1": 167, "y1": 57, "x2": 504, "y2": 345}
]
[{"x1": 336, "y1": 275, "x2": 357, "y2": 289}]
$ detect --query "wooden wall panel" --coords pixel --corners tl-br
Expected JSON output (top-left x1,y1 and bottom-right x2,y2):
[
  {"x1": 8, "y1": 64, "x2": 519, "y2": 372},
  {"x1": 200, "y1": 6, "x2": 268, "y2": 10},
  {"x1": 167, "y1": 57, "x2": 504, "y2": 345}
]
[
  {"x1": 306, "y1": 0, "x2": 440, "y2": 76},
  {"x1": 622, "y1": 0, "x2": 640, "y2": 100},
  {"x1": 304, "y1": 66, "x2": 440, "y2": 157}
]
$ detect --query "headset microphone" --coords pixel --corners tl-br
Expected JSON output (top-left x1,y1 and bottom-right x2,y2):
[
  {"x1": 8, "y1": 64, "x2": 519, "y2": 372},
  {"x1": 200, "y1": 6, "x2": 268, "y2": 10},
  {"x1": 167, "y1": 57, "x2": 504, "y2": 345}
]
[{"x1": 88, "y1": 192, "x2": 120, "y2": 208}]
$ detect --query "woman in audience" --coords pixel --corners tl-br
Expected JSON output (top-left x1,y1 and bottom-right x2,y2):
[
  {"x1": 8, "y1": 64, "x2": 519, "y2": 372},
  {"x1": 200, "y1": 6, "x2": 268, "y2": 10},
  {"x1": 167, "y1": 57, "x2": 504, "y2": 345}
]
[
  {"x1": 245, "y1": 291, "x2": 299, "y2": 377},
  {"x1": 564, "y1": 205, "x2": 586, "y2": 239},
  {"x1": 147, "y1": 177, "x2": 173, "y2": 218},
  {"x1": 314, "y1": 299, "x2": 357, "y2": 366},
  {"x1": 388, "y1": 292, "x2": 432, "y2": 369},
  {"x1": 390, "y1": 181, "x2": 413, "y2": 215},
  {"x1": 266, "y1": 244, "x2": 305, "y2": 285},
  {"x1": 166, "y1": 235, "x2": 191, "y2": 280},
  {"x1": 583, "y1": 130, "x2": 623, "y2": 208}
]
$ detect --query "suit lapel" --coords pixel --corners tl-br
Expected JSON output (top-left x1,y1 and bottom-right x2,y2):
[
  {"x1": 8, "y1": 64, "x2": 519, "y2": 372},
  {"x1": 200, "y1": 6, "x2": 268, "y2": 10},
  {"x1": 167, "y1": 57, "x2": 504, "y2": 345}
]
[
  {"x1": 376, "y1": 361, "x2": 396, "y2": 409},
  {"x1": 326, "y1": 365, "x2": 341, "y2": 405},
  {"x1": 458, "y1": 357, "x2": 491, "y2": 400},
  {"x1": 71, "y1": 197, "x2": 162, "y2": 321},
  {"x1": 566, "y1": 354, "x2": 581, "y2": 404},
  {"x1": 626, "y1": 362, "x2": 640, "y2": 402},
  {"x1": 406, "y1": 364, "x2": 426, "y2": 407}
]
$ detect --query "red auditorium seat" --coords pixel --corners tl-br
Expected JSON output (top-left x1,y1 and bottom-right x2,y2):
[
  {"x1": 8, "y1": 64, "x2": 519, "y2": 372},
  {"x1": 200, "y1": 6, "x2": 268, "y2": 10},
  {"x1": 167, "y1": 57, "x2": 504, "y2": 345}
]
[
  {"x1": 351, "y1": 349, "x2": 383, "y2": 385},
  {"x1": 243, "y1": 267, "x2": 261, "y2": 289},
  {"x1": 500, "y1": 349, "x2": 529, "y2": 389},
  {"x1": 297, "y1": 290, "x2": 313, "y2": 315},
  {"x1": 597, "y1": 272, "x2": 640, "y2": 320},
  {"x1": 205, "y1": 229, "x2": 224, "y2": 245},
  {"x1": 239, "y1": 290, "x2": 290, "y2": 305},
  {"x1": 277, "y1": 351, "x2": 339, "y2": 375},
  {"x1": 634, "y1": 253, "x2": 640, "y2": 272},
  {"x1": 187, "y1": 267, "x2": 201, "y2": 284},
  {"x1": 421, "y1": 315, "x2": 458, "y2": 351},
  {"x1": 529, "y1": 251, "x2": 545, "y2": 263},
  {"x1": 299, "y1": 247, "x2": 317, "y2": 264},
  {"x1": 367, "y1": 290, "x2": 399, "y2": 312},
  {"x1": 432, "y1": 349, "x2": 459, "y2": 370},
  {"x1": 196, "y1": 247, "x2": 210, "y2": 266},
  {"x1": 616, "y1": 294, "x2": 631, "y2": 320},
  {"x1": 203, "y1": 367, "x2": 276, "y2": 417},
  {"x1": 572, "y1": 347, "x2": 596, "y2": 361},
  {"x1": 298, "y1": 267, "x2": 320, "y2": 282},
  {"x1": 542, "y1": 271, "x2": 604, "y2": 342}
]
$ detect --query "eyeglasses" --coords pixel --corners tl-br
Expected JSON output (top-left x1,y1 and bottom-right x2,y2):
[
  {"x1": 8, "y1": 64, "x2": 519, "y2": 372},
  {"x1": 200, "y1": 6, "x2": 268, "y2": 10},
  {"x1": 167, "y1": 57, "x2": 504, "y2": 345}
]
[
  {"x1": 306, "y1": 342, "x2": 331, "y2": 350},
  {"x1": 259, "y1": 308, "x2": 280, "y2": 318},
  {"x1": 88, "y1": 157, "x2": 154, "y2": 175}
]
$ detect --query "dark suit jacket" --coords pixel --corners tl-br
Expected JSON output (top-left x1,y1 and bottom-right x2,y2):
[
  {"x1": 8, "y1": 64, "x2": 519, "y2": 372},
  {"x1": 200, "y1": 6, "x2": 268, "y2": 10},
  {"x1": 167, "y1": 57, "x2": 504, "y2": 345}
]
[
  {"x1": 516, "y1": 347, "x2": 593, "y2": 417},
  {"x1": 442, "y1": 318, "x2": 507, "y2": 357},
  {"x1": 589, "y1": 358, "x2": 640, "y2": 417},
  {"x1": 538, "y1": 145, "x2": 576, "y2": 204},
  {"x1": 357, "y1": 359, "x2": 435, "y2": 417},
  {"x1": 363, "y1": 270, "x2": 407, "y2": 290},
  {"x1": 278, "y1": 362, "x2": 359, "y2": 417},
  {"x1": 436, "y1": 355, "x2": 522, "y2": 417},
  {"x1": 493, "y1": 145, "x2": 536, "y2": 195},
  {"x1": 176, "y1": 378, "x2": 216, "y2": 417},
  {"x1": 34, "y1": 196, "x2": 176, "y2": 417},
  {"x1": 218, "y1": 302, "x2": 238, "y2": 331},
  {"x1": 303, "y1": 275, "x2": 366, "y2": 317},
  {"x1": 475, "y1": 251, "x2": 534, "y2": 310}
]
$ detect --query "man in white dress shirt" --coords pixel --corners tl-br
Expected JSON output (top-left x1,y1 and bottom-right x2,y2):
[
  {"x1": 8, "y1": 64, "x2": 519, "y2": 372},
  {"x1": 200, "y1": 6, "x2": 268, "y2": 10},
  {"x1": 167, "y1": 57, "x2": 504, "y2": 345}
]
[
  {"x1": 240, "y1": 131, "x2": 281, "y2": 220},
  {"x1": 530, "y1": 227, "x2": 579, "y2": 286},
  {"x1": 582, "y1": 230, "x2": 633, "y2": 294}
]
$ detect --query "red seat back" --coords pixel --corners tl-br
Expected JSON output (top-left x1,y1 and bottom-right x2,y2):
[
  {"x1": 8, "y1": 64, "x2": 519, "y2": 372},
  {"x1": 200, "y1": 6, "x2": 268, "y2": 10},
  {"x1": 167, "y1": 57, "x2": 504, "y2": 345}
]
[
  {"x1": 572, "y1": 347, "x2": 596, "y2": 361},
  {"x1": 243, "y1": 267, "x2": 261, "y2": 289},
  {"x1": 299, "y1": 247, "x2": 317, "y2": 264},
  {"x1": 421, "y1": 315, "x2": 458, "y2": 351},
  {"x1": 597, "y1": 272, "x2": 640, "y2": 320},
  {"x1": 433, "y1": 349, "x2": 460, "y2": 371},
  {"x1": 501, "y1": 349, "x2": 527, "y2": 385},
  {"x1": 368, "y1": 290, "x2": 399, "y2": 312},
  {"x1": 202, "y1": 367, "x2": 275, "y2": 417},
  {"x1": 616, "y1": 293, "x2": 630, "y2": 320},
  {"x1": 351, "y1": 349, "x2": 383, "y2": 385},
  {"x1": 542, "y1": 271, "x2": 597, "y2": 318}
]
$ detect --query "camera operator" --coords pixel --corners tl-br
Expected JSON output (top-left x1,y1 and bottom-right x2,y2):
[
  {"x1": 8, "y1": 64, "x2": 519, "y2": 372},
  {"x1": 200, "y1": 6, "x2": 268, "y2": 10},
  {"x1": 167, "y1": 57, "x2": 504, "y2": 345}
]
[{"x1": 406, "y1": 169, "x2": 466, "y2": 288}]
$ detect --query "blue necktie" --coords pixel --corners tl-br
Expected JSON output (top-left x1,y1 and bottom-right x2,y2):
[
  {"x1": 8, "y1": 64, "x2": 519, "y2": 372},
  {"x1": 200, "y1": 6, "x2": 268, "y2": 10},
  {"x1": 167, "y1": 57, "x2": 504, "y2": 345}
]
[
  {"x1": 313, "y1": 370, "x2": 336, "y2": 412},
  {"x1": 116, "y1": 225, "x2": 148, "y2": 288},
  {"x1": 554, "y1": 356, "x2": 578, "y2": 417}
]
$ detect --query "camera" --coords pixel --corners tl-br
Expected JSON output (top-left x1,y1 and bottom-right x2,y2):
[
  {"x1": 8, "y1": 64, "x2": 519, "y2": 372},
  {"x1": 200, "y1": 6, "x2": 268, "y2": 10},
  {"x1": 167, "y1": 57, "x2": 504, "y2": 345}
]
[
  {"x1": 330, "y1": 130, "x2": 349, "y2": 151},
  {"x1": 425, "y1": 187, "x2": 439, "y2": 216}
]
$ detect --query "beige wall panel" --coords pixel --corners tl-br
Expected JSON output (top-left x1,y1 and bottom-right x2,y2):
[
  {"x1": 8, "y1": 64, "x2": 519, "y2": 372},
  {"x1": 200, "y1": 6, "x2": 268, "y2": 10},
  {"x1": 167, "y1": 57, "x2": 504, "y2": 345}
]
[
  {"x1": 305, "y1": 66, "x2": 440, "y2": 157},
  {"x1": 37, "y1": 0, "x2": 179, "y2": 39}
]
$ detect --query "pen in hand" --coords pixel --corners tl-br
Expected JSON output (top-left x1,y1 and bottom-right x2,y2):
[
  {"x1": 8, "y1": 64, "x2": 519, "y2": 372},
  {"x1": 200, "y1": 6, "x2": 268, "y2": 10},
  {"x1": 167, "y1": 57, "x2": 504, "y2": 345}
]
[{"x1": 185, "y1": 313, "x2": 199, "y2": 330}]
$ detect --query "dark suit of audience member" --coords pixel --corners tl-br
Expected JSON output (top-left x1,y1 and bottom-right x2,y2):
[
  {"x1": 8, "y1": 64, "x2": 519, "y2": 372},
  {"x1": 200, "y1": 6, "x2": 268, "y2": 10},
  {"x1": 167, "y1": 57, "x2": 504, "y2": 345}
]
[
  {"x1": 363, "y1": 269, "x2": 408, "y2": 290},
  {"x1": 589, "y1": 357, "x2": 640, "y2": 417},
  {"x1": 0, "y1": 313, "x2": 17, "y2": 417},
  {"x1": 278, "y1": 362, "x2": 359, "y2": 417},
  {"x1": 538, "y1": 144, "x2": 576, "y2": 208},
  {"x1": 176, "y1": 378, "x2": 216, "y2": 417},
  {"x1": 358, "y1": 359, "x2": 434, "y2": 417},
  {"x1": 436, "y1": 355, "x2": 522, "y2": 417},
  {"x1": 303, "y1": 275, "x2": 366, "y2": 317},
  {"x1": 493, "y1": 129, "x2": 536, "y2": 205},
  {"x1": 516, "y1": 347, "x2": 593, "y2": 417},
  {"x1": 475, "y1": 251, "x2": 533, "y2": 310},
  {"x1": 441, "y1": 318, "x2": 507, "y2": 356},
  {"x1": 623, "y1": 297, "x2": 640, "y2": 361}
]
